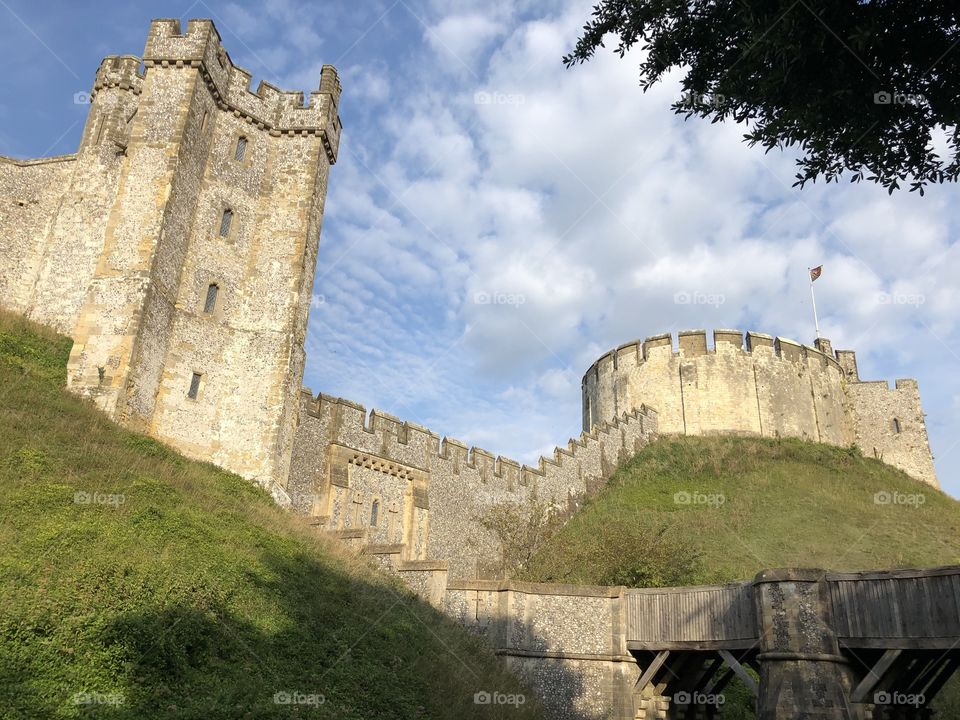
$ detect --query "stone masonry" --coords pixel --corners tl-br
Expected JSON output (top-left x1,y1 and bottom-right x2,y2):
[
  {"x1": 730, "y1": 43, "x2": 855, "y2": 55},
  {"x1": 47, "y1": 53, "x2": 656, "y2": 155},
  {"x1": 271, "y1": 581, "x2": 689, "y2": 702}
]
[
  {"x1": 1, "y1": 19, "x2": 951, "y2": 719},
  {"x1": 0, "y1": 19, "x2": 341, "y2": 494},
  {"x1": 582, "y1": 330, "x2": 938, "y2": 487}
]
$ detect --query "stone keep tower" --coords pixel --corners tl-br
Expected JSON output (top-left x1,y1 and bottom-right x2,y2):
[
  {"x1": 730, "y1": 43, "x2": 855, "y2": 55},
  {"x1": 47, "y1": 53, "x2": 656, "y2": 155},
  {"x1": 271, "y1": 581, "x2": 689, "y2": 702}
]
[
  {"x1": 0, "y1": 19, "x2": 341, "y2": 493},
  {"x1": 582, "y1": 330, "x2": 938, "y2": 487}
]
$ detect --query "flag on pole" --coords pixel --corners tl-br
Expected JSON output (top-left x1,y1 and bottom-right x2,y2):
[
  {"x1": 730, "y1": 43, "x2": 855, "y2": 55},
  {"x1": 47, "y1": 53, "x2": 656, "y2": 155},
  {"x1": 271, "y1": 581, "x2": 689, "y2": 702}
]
[{"x1": 810, "y1": 265, "x2": 823, "y2": 282}]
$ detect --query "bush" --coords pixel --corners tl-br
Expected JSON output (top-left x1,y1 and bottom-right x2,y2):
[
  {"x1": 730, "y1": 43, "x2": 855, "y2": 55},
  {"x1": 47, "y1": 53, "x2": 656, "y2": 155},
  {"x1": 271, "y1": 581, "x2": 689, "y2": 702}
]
[{"x1": 478, "y1": 490, "x2": 566, "y2": 578}]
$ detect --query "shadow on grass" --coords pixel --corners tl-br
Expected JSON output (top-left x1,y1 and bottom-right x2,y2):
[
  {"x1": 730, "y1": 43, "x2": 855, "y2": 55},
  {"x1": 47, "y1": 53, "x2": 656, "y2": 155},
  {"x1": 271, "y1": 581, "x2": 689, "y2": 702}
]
[{"x1": 2, "y1": 539, "x2": 584, "y2": 719}]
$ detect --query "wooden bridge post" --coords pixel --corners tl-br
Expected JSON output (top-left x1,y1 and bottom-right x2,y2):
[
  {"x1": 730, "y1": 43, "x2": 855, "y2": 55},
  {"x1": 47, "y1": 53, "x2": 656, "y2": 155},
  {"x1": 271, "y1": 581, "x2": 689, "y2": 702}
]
[{"x1": 753, "y1": 569, "x2": 864, "y2": 719}]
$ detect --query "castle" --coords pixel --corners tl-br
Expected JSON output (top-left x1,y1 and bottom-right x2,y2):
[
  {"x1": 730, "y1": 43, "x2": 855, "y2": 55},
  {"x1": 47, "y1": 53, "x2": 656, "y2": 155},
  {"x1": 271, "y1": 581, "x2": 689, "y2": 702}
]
[
  {"x1": 583, "y1": 330, "x2": 938, "y2": 486},
  {"x1": 0, "y1": 20, "x2": 947, "y2": 719},
  {"x1": 0, "y1": 19, "x2": 341, "y2": 495}
]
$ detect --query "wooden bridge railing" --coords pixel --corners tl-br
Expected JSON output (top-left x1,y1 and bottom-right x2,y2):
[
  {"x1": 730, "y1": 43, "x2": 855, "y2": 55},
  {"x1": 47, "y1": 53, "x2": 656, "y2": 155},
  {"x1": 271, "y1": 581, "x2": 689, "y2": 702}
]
[
  {"x1": 624, "y1": 581, "x2": 758, "y2": 648},
  {"x1": 825, "y1": 566, "x2": 960, "y2": 647}
]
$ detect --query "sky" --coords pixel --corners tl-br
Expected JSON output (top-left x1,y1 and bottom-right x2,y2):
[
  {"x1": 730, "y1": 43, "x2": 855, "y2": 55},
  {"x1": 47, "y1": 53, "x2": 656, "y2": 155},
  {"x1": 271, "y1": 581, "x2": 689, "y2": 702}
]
[{"x1": 1, "y1": 0, "x2": 958, "y2": 498}]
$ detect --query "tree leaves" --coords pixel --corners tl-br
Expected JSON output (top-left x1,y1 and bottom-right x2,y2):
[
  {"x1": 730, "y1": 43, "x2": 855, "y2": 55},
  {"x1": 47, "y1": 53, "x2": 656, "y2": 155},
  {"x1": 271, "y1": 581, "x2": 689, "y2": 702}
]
[{"x1": 565, "y1": 0, "x2": 960, "y2": 191}]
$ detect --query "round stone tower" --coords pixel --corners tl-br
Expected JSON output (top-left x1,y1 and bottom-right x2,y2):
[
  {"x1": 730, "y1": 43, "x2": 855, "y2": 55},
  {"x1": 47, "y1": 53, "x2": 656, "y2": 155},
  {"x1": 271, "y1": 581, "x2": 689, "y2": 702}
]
[{"x1": 581, "y1": 329, "x2": 938, "y2": 487}]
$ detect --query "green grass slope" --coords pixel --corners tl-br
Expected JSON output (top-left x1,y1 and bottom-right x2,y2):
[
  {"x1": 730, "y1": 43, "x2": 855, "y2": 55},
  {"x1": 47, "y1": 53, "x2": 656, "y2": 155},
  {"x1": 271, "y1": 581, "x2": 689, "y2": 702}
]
[
  {"x1": 521, "y1": 435, "x2": 960, "y2": 587},
  {"x1": 519, "y1": 435, "x2": 960, "y2": 718},
  {"x1": 0, "y1": 312, "x2": 542, "y2": 720}
]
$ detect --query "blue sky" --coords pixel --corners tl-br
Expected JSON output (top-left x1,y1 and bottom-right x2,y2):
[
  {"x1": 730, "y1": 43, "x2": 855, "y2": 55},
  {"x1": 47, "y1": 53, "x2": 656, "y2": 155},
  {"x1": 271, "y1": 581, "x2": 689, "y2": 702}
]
[{"x1": 2, "y1": 0, "x2": 958, "y2": 498}]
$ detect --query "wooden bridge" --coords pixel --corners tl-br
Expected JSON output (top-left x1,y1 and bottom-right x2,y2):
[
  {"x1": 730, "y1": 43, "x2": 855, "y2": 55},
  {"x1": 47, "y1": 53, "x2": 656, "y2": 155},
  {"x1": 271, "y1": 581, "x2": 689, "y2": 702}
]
[{"x1": 625, "y1": 566, "x2": 960, "y2": 719}]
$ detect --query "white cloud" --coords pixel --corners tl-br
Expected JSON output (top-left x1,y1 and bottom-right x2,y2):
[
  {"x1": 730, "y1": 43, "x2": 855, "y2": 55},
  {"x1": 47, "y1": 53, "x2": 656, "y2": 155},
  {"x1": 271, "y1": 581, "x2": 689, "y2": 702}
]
[
  {"x1": 425, "y1": 13, "x2": 506, "y2": 70},
  {"x1": 221, "y1": 0, "x2": 960, "y2": 495}
]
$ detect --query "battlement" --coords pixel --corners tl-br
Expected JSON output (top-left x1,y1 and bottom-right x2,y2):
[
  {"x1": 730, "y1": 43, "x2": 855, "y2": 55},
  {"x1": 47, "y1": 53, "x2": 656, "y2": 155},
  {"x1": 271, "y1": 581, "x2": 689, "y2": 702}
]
[
  {"x1": 298, "y1": 389, "x2": 657, "y2": 489},
  {"x1": 92, "y1": 56, "x2": 144, "y2": 98},
  {"x1": 0, "y1": 153, "x2": 76, "y2": 167},
  {"x1": 290, "y1": 387, "x2": 658, "y2": 579},
  {"x1": 143, "y1": 19, "x2": 341, "y2": 162},
  {"x1": 583, "y1": 329, "x2": 846, "y2": 385},
  {"x1": 582, "y1": 328, "x2": 937, "y2": 487}
]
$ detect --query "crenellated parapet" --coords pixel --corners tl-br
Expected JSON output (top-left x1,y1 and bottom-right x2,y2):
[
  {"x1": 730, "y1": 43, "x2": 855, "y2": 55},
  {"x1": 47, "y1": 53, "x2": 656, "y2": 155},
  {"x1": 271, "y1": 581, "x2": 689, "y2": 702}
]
[
  {"x1": 143, "y1": 19, "x2": 341, "y2": 162},
  {"x1": 289, "y1": 389, "x2": 658, "y2": 580},
  {"x1": 582, "y1": 329, "x2": 938, "y2": 487},
  {"x1": 583, "y1": 329, "x2": 844, "y2": 385},
  {"x1": 92, "y1": 55, "x2": 144, "y2": 97}
]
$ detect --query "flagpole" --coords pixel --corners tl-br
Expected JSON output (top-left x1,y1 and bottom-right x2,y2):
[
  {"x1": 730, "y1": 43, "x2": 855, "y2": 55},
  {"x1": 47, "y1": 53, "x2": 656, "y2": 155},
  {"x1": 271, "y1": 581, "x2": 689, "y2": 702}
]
[{"x1": 809, "y1": 268, "x2": 821, "y2": 339}]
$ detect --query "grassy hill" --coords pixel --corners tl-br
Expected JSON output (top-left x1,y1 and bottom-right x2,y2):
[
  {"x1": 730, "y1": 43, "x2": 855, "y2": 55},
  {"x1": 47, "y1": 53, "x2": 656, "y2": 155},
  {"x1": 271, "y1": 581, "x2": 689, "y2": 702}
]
[
  {"x1": 520, "y1": 435, "x2": 960, "y2": 587},
  {"x1": 4, "y1": 311, "x2": 959, "y2": 719},
  {"x1": 517, "y1": 434, "x2": 960, "y2": 718},
  {"x1": 0, "y1": 312, "x2": 542, "y2": 720}
]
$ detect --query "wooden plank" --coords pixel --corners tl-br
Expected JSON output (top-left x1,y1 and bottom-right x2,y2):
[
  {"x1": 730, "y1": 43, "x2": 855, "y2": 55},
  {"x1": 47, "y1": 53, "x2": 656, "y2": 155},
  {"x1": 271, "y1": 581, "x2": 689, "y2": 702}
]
[
  {"x1": 905, "y1": 656, "x2": 941, "y2": 694},
  {"x1": 692, "y1": 656, "x2": 723, "y2": 692},
  {"x1": 635, "y1": 649, "x2": 670, "y2": 692},
  {"x1": 705, "y1": 668, "x2": 734, "y2": 695},
  {"x1": 850, "y1": 649, "x2": 901, "y2": 703},
  {"x1": 924, "y1": 656, "x2": 960, "y2": 699},
  {"x1": 719, "y1": 649, "x2": 758, "y2": 697},
  {"x1": 839, "y1": 637, "x2": 960, "y2": 651},
  {"x1": 628, "y1": 640, "x2": 759, "y2": 652}
]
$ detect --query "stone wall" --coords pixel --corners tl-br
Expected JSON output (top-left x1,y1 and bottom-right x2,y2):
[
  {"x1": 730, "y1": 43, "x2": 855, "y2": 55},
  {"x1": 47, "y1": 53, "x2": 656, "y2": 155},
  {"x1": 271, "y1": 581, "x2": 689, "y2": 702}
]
[
  {"x1": 0, "y1": 155, "x2": 77, "y2": 323},
  {"x1": 0, "y1": 56, "x2": 142, "y2": 335},
  {"x1": 583, "y1": 329, "x2": 938, "y2": 487},
  {"x1": 0, "y1": 19, "x2": 341, "y2": 494},
  {"x1": 847, "y1": 379, "x2": 938, "y2": 487},
  {"x1": 289, "y1": 391, "x2": 658, "y2": 580},
  {"x1": 445, "y1": 580, "x2": 638, "y2": 720},
  {"x1": 286, "y1": 390, "x2": 657, "y2": 718}
]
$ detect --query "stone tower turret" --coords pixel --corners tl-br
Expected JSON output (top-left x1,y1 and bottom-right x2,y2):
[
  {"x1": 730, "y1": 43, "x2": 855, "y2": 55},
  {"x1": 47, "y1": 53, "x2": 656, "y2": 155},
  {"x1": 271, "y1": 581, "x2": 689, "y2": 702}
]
[
  {"x1": 0, "y1": 19, "x2": 341, "y2": 495},
  {"x1": 582, "y1": 329, "x2": 938, "y2": 487},
  {"x1": 64, "y1": 19, "x2": 341, "y2": 494}
]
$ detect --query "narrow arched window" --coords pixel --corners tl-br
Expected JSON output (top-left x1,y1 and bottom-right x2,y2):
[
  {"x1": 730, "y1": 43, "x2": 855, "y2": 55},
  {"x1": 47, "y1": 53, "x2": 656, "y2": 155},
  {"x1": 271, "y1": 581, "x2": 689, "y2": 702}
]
[
  {"x1": 370, "y1": 500, "x2": 379, "y2": 527},
  {"x1": 204, "y1": 284, "x2": 219, "y2": 314},
  {"x1": 219, "y1": 208, "x2": 233, "y2": 237},
  {"x1": 893, "y1": 418, "x2": 902, "y2": 434},
  {"x1": 234, "y1": 136, "x2": 247, "y2": 162}
]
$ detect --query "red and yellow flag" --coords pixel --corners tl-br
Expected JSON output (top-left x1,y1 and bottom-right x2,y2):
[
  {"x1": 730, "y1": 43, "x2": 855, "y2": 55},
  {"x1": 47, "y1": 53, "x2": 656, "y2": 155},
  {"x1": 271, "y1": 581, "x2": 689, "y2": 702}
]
[{"x1": 810, "y1": 265, "x2": 823, "y2": 282}]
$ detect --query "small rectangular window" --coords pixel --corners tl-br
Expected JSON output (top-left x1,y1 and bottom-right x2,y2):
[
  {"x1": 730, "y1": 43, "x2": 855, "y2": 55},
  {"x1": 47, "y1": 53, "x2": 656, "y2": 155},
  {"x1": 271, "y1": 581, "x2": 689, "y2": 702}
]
[
  {"x1": 203, "y1": 284, "x2": 219, "y2": 314},
  {"x1": 200, "y1": 110, "x2": 209, "y2": 132},
  {"x1": 219, "y1": 209, "x2": 233, "y2": 237},
  {"x1": 235, "y1": 136, "x2": 247, "y2": 162},
  {"x1": 188, "y1": 372, "x2": 202, "y2": 400}
]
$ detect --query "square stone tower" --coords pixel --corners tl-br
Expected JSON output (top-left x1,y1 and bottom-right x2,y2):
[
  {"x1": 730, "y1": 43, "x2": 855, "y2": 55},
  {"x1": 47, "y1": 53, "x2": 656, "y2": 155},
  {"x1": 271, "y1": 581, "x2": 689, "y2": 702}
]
[{"x1": 63, "y1": 19, "x2": 341, "y2": 494}]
